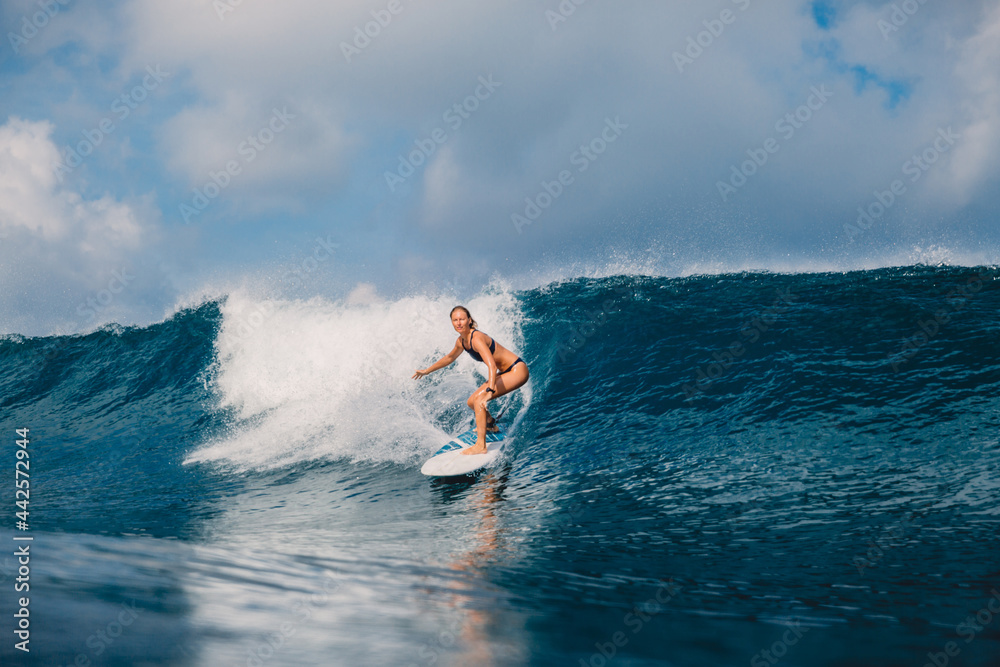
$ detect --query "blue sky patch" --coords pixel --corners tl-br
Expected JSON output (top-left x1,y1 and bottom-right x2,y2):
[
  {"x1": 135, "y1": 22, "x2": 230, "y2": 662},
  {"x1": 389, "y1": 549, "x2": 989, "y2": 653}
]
[{"x1": 811, "y1": 1, "x2": 837, "y2": 30}]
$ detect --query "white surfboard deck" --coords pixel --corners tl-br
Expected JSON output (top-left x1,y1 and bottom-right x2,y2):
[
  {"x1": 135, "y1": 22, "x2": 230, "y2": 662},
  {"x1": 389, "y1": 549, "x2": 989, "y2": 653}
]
[{"x1": 420, "y1": 425, "x2": 506, "y2": 477}]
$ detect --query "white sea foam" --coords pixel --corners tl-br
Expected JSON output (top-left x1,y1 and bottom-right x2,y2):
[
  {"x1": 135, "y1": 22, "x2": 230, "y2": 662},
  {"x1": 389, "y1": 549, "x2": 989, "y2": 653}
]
[{"x1": 184, "y1": 283, "x2": 528, "y2": 471}]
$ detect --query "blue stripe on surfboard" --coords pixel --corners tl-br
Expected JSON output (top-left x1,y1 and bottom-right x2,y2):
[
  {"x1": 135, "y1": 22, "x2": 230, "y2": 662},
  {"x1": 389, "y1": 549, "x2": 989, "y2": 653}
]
[{"x1": 431, "y1": 426, "x2": 505, "y2": 457}]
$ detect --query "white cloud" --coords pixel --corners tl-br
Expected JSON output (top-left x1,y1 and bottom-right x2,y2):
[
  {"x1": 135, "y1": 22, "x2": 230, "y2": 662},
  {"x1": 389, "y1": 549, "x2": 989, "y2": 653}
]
[
  {"x1": 0, "y1": 116, "x2": 161, "y2": 334},
  {"x1": 121, "y1": 0, "x2": 363, "y2": 200},
  {"x1": 0, "y1": 117, "x2": 67, "y2": 239},
  {"x1": 0, "y1": 117, "x2": 145, "y2": 251},
  {"x1": 162, "y1": 94, "x2": 352, "y2": 206},
  {"x1": 948, "y1": 1, "x2": 1000, "y2": 202}
]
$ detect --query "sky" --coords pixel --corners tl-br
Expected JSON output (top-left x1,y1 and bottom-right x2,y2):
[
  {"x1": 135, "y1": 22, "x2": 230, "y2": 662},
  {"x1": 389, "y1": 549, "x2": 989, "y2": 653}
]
[{"x1": 1, "y1": 0, "x2": 999, "y2": 335}]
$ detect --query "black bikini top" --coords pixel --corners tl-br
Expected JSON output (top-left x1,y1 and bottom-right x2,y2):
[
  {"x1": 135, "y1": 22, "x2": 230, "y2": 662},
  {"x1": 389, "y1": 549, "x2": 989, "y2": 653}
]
[{"x1": 462, "y1": 330, "x2": 495, "y2": 362}]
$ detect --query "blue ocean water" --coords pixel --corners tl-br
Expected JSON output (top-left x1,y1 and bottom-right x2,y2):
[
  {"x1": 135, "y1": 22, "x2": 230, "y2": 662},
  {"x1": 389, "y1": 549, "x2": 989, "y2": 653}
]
[{"x1": 1, "y1": 265, "x2": 999, "y2": 666}]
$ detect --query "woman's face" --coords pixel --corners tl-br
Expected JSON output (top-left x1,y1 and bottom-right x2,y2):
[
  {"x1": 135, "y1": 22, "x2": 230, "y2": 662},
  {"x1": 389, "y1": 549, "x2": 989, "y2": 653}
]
[{"x1": 451, "y1": 310, "x2": 470, "y2": 333}]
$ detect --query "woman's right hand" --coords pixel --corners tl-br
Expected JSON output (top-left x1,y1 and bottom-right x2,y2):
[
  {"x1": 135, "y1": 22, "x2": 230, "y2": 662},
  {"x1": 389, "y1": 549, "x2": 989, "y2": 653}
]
[{"x1": 412, "y1": 369, "x2": 428, "y2": 379}]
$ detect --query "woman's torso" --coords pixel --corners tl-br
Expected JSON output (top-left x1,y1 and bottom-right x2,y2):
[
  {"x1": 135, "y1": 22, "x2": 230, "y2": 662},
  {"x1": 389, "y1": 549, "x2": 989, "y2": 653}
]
[{"x1": 461, "y1": 330, "x2": 518, "y2": 370}]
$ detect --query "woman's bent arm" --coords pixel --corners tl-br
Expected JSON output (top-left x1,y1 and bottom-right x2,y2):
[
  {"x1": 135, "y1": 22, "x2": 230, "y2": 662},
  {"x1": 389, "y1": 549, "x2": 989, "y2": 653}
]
[{"x1": 473, "y1": 336, "x2": 498, "y2": 391}]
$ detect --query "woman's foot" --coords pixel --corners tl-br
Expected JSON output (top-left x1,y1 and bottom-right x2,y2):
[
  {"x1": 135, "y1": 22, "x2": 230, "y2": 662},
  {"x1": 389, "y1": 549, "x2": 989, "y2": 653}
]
[{"x1": 461, "y1": 442, "x2": 488, "y2": 455}]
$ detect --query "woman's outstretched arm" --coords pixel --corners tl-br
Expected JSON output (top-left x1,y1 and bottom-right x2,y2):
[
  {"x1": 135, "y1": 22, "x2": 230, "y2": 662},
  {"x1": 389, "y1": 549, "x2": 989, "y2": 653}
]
[{"x1": 412, "y1": 340, "x2": 463, "y2": 379}]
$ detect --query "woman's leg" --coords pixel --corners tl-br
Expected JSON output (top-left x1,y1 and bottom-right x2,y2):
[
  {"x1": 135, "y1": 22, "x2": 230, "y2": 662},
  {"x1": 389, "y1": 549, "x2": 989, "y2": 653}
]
[
  {"x1": 466, "y1": 390, "x2": 494, "y2": 432},
  {"x1": 462, "y1": 364, "x2": 529, "y2": 455}
]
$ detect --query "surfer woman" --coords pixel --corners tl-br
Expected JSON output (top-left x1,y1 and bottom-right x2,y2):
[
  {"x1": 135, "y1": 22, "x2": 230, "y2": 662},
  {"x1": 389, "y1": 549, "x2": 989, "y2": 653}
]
[{"x1": 412, "y1": 306, "x2": 529, "y2": 455}]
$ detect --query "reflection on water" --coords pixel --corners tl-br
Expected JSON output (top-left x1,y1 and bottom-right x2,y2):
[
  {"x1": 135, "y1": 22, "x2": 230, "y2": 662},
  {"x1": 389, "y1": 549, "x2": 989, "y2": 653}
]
[{"x1": 420, "y1": 470, "x2": 527, "y2": 667}]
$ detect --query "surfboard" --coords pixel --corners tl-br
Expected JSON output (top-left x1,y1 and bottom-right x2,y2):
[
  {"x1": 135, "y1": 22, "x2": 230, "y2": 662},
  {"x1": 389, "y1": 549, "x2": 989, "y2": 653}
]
[{"x1": 420, "y1": 425, "x2": 506, "y2": 477}]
